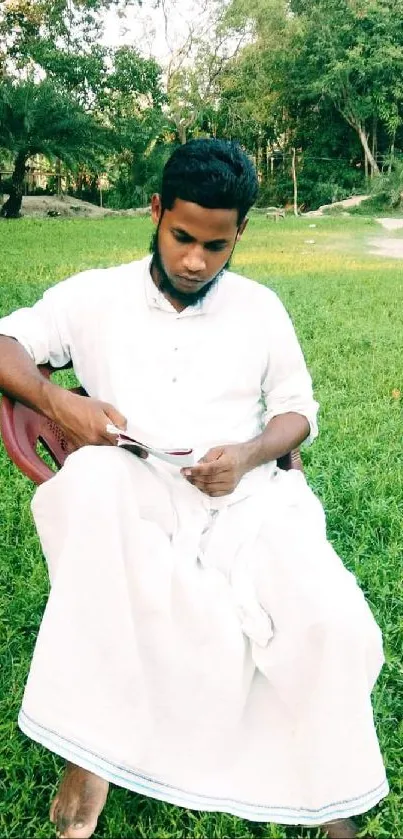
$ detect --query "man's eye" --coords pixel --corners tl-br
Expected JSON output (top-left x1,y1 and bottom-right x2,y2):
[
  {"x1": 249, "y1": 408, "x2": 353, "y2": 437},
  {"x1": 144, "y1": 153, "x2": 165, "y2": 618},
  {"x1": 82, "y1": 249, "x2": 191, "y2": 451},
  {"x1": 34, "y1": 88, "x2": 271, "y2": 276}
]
[
  {"x1": 206, "y1": 243, "x2": 226, "y2": 252},
  {"x1": 174, "y1": 233, "x2": 190, "y2": 244}
]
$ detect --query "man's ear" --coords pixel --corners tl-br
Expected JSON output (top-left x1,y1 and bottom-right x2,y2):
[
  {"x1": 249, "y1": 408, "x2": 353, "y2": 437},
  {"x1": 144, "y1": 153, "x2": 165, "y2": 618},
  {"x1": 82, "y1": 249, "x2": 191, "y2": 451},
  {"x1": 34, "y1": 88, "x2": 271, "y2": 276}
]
[
  {"x1": 236, "y1": 217, "x2": 249, "y2": 241},
  {"x1": 151, "y1": 194, "x2": 162, "y2": 225}
]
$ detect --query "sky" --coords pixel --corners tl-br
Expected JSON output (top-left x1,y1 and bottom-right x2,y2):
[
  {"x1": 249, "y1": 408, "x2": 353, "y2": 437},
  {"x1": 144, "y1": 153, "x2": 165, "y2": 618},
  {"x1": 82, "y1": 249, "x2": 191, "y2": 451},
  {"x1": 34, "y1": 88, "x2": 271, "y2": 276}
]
[{"x1": 101, "y1": 0, "x2": 205, "y2": 65}]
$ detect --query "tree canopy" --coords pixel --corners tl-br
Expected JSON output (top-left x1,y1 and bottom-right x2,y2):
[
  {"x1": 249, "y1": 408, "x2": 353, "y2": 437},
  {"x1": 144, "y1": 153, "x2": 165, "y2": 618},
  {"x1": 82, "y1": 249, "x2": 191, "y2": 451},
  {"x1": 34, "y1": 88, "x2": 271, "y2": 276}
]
[{"x1": 2, "y1": 0, "x2": 403, "y2": 215}]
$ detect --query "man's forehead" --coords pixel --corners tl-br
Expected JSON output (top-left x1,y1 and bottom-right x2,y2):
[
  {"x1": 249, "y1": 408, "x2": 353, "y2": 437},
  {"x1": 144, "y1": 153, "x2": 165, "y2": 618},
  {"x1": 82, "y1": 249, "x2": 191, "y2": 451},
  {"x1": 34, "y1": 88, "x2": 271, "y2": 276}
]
[{"x1": 164, "y1": 198, "x2": 238, "y2": 239}]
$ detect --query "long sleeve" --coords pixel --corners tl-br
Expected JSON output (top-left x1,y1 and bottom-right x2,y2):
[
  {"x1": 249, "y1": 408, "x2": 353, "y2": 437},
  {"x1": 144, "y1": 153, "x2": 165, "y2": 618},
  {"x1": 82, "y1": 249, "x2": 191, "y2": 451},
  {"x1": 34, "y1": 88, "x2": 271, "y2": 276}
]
[
  {"x1": 261, "y1": 293, "x2": 319, "y2": 444},
  {"x1": 0, "y1": 271, "x2": 98, "y2": 368}
]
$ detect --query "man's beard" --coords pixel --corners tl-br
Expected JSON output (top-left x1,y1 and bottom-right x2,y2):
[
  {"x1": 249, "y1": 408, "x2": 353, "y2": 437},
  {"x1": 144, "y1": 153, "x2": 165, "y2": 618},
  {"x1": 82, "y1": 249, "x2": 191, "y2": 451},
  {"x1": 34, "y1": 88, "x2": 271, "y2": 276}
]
[{"x1": 149, "y1": 229, "x2": 231, "y2": 307}]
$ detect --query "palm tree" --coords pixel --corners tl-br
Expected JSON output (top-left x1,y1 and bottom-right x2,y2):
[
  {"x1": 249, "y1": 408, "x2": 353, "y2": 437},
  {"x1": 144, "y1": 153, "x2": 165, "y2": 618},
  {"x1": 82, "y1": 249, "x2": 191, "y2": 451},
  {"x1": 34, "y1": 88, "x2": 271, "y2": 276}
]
[{"x1": 0, "y1": 78, "x2": 112, "y2": 218}]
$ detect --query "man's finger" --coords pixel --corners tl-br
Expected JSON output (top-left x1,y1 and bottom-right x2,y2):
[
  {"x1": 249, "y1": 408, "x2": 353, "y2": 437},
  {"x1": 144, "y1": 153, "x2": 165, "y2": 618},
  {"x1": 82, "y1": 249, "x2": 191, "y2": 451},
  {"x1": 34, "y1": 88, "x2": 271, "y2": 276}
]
[
  {"x1": 103, "y1": 404, "x2": 127, "y2": 431},
  {"x1": 197, "y1": 446, "x2": 225, "y2": 463},
  {"x1": 208, "y1": 489, "x2": 233, "y2": 497},
  {"x1": 102, "y1": 425, "x2": 120, "y2": 445},
  {"x1": 183, "y1": 461, "x2": 231, "y2": 479},
  {"x1": 202, "y1": 485, "x2": 234, "y2": 497},
  {"x1": 189, "y1": 477, "x2": 233, "y2": 491},
  {"x1": 192, "y1": 479, "x2": 234, "y2": 493},
  {"x1": 184, "y1": 471, "x2": 230, "y2": 485}
]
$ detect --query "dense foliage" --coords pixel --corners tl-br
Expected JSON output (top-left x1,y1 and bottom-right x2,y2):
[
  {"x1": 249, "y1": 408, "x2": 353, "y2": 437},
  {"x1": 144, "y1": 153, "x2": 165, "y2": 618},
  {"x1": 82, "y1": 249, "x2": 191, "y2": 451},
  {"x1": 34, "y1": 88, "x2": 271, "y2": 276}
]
[{"x1": 2, "y1": 0, "x2": 403, "y2": 213}]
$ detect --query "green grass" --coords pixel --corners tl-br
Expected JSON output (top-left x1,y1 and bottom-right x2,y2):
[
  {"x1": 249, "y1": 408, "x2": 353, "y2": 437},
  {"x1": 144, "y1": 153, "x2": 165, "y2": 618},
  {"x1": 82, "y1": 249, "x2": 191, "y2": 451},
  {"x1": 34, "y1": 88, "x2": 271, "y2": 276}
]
[{"x1": 0, "y1": 215, "x2": 402, "y2": 838}]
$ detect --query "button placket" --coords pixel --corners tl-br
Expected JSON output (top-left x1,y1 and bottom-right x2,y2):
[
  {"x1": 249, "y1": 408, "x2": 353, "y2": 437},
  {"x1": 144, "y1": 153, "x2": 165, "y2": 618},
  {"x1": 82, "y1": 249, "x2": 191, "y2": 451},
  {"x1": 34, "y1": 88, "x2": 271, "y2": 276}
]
[{"x1": 172, "y1": 344, "x2": 179, "y2": 381}]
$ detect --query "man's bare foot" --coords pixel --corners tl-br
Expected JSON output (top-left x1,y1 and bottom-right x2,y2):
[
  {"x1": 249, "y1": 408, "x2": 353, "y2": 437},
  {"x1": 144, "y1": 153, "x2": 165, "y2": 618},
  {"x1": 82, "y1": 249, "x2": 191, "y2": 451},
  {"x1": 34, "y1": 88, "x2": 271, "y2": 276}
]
[
  {"x1": 50, "y1": 762, "x2": 109, "y2": 838},
  {"x1": 322, "y1": 818, "x2": 358, "y2": 839}
]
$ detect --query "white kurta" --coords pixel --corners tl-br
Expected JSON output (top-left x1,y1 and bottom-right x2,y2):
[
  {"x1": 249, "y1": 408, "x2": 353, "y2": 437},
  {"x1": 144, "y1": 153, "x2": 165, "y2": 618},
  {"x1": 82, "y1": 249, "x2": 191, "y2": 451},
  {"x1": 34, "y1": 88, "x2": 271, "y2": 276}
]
[{"x1": 0, "y1": 257, "x2": 388, "y2": 824}]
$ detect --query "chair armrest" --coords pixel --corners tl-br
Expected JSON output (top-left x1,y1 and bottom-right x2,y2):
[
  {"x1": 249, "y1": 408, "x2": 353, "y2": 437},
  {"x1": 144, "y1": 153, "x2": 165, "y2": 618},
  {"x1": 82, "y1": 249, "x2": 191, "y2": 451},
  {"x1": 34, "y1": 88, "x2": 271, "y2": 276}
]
[
  {"x1": 0, "y1": 395, "x2": 56, "y2": 483},
  {"x1": 277, "y1": 449, "x2": 303, "y2": 471},
  {"x1": 0, "y1": 363, "x2": 80, "y2": 484}
]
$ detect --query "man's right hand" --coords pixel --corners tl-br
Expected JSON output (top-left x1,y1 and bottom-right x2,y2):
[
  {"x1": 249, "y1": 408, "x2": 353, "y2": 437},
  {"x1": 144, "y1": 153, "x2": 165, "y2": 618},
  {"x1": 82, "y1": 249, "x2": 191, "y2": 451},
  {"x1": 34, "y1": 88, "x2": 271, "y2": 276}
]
[{"x1": 44, "y1": 385, "x2": 127, "y2": 449}]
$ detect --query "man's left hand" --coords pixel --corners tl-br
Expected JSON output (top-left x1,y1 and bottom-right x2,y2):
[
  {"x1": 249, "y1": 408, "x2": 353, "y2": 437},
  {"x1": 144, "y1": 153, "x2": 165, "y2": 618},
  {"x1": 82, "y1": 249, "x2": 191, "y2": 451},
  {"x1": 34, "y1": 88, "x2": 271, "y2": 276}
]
[{"x1": 181, "y1": 444, "x2": 249, "y2": 497}]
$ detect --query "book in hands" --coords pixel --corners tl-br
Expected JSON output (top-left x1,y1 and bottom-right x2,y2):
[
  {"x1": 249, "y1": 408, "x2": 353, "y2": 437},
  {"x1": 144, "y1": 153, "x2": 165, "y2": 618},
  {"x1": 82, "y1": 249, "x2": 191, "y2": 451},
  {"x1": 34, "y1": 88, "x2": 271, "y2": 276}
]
[{"x1": 106, "y1": 424, "x2": 196, "y2": 467}]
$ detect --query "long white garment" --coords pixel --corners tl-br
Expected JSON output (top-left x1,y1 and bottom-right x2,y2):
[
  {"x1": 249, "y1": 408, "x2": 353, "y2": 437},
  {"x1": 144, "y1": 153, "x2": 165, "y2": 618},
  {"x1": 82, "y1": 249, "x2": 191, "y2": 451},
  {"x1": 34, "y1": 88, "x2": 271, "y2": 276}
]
[
  {"x1": 0, "y1": 257, "x2": 318, "y2": 491},
  {"x1": 20, "y1": 447, "x2": 388, "y2": 824},
  {"x1": 0, "y1": 258, "x2": 388, "y2": 822}
]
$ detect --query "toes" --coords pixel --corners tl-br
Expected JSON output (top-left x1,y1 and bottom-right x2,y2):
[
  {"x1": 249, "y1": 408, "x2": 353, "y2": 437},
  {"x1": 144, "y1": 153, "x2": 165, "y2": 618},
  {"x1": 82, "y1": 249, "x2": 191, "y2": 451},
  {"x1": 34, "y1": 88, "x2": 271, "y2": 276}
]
[
  {"x1": 56, "y1": 802, "x2": 99, "y2": 839},
  {"x1": 50, "y1": 766, "x2": 108, "y2": 839},
  {"x1": 55, "y1": 803, "x2": 80, "y2": 837},
  {"x1": 67, "y1": 803, "x2": 99, "y2": 836},
  {"x1": 57, "y1": 817, "x2": 98, "y2": 839},
  {"x1": 322, "y1": 819, "x2": 358, "y2": 839}
]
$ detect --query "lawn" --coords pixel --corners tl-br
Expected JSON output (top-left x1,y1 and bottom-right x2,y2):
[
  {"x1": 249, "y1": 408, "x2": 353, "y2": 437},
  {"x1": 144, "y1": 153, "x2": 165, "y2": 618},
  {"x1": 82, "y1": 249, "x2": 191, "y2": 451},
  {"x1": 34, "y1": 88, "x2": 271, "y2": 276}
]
[{"x1": 0, "y1": 215, "x2": 402, "y2": 838}]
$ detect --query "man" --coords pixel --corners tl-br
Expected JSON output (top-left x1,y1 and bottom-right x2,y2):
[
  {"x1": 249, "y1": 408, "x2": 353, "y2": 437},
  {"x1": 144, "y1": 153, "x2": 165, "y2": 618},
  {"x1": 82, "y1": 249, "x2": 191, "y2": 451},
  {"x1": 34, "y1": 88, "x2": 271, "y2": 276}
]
[{"x1": 0, "y1": 140, "x2": 387, "y2": 839}]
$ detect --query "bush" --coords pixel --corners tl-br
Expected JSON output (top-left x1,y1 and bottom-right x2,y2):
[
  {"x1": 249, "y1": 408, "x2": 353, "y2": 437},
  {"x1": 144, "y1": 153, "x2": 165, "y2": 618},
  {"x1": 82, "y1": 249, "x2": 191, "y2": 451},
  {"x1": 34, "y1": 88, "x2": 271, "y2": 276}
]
[
  {"x1": 105, "y1": 143, "x2": 176, "y2": 210},
  {"x1": 350, "y1": 156, "x2": 403, "y2": 215},
  {"x1": 0, "y1": 176, "x2": 13, "y2": 195},
  {"x1": 256, "y1": 156, "x2": 365, "y2": 211},
  {"x1": 30, "y1": 186, "x2": 49, "y2": 197},
  {"x1": 370, "y1": 156, "x2": 403, "y2": 207}
]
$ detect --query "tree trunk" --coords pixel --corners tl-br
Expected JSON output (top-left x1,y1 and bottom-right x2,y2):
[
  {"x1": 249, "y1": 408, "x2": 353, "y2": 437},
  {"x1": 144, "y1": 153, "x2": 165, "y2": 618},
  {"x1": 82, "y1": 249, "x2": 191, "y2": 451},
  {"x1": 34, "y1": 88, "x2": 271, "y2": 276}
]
[
  {"x1": 256, "y1": 136, "x2": 263, "y2": 180},
  {"x1": 356, "y1": 123, "x2": 380, "y2": 176},
  {"x1": 56, "y1": 157, "x2": 62, "y2": 196},
  {"x1": 291, "y1": 147, "x2": 298, "y2": 216},
  {"x1": 388, "y1": 133, "x2": 396, "y2": 174},
  {"x1": 371, "y1": 115, "x2": 377, "y2": 177},
  {"x1": 178, "y1": 121, "x2": 187, "y2": 145},
  {"x1": 0, "y1": 151, "x2": 28, "y2": 218}
]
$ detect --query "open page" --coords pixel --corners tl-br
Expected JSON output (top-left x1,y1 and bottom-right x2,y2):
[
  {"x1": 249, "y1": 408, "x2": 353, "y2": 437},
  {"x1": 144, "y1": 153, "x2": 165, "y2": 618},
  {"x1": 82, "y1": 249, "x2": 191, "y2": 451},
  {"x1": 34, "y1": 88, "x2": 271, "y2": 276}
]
[{"x1": 106, "y1": 424, "x2": 196, "y2": 467}]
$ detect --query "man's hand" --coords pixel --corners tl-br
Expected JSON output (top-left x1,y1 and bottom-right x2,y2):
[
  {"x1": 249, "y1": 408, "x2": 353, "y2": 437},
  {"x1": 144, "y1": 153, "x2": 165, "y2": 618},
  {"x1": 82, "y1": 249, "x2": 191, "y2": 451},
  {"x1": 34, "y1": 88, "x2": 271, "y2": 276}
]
[
  {"x1": 45, "y1": 386, "x2": 130, "y2": 450},
  {"x1": 181, "y1": 444, "x2": 249, "y2": 497}
]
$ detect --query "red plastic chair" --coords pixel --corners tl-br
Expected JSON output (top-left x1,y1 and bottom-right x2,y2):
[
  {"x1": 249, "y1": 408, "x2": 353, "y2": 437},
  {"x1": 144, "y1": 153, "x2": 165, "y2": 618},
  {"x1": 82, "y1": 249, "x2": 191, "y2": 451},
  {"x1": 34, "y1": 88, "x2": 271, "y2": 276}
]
[
  {"x1": 0, "y1": 365, "x2": 80, "y2": 484},
  {"x1": 0, "y1": 365, "x2": 303, "y2": 485}
]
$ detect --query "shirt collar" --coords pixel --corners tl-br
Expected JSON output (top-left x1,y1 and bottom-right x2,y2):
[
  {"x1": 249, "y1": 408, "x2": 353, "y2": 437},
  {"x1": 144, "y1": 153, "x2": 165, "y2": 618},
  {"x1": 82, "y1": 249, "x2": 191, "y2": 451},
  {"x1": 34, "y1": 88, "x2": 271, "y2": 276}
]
[{"x1": 142, "y1": 256, "x2": 221, "y2": 317}]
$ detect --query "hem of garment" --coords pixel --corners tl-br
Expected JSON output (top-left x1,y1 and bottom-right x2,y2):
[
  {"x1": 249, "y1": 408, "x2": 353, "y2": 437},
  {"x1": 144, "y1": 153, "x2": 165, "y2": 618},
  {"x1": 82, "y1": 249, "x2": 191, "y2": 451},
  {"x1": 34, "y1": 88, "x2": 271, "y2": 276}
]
[{"x1": 18, "y1": 709, "x2": 389, "y2": 826}]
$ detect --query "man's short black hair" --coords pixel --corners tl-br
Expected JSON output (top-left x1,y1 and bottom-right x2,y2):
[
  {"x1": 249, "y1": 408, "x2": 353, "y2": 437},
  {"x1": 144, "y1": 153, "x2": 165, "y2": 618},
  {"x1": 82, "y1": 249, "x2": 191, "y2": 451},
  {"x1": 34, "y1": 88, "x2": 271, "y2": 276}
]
[{"x1": 161, "y1": 139, "x2": 258, "y2": 224}]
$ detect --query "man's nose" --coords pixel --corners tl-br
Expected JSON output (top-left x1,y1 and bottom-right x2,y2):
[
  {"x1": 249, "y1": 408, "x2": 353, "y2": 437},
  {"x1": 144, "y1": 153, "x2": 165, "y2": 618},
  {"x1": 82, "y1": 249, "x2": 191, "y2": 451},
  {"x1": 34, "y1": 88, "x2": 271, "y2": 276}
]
[{"x1": 182, "y1": 245, "x2": 206, "y2": 274}]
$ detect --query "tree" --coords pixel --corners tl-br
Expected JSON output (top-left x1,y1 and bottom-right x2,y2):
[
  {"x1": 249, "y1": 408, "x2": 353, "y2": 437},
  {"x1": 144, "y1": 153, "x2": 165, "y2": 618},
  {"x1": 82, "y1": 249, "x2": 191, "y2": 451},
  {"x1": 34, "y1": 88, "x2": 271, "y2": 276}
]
[
  {"x1": 0, "y1": 0, "x2": 167, "y2": 214},
  {"x1": 213, "y1": 0, "x2": 403, "y2": 207},
  {"x1": 0, "y1": 78, "x2": 112, "y2": 217},
  {"x1": 0, "y1": 0, "x2": 139, "y2": 77},
  {"x1": 93, "y1": 47, "x2": 168, "y2": 208},
  {"x1": 290, "y1": 0, "x2": 403, "y2": 176},
  {"x1": 155, "y1": 0, "x2": 247, "y2": 144},
  {"x1": 215, "y1": 0, "x2": 304, "y2": 203}
]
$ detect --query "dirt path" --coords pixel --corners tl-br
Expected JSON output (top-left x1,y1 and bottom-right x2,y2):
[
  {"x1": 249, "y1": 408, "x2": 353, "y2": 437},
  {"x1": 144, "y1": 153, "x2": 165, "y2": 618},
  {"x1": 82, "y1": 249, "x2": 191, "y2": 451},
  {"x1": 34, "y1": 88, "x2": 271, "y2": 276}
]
[
  {"x1": 305, "y1": 195, "x2": 370, "y2": 216},
  {"x1": 369, "y1": 218, "x2": 403, "y2": 259},
  {"x1": 0, "y1": 195, "x2": 151, "y2": 218},
  {"x1": 0, "y1": 194, "x2": 114, "y2": 217},
  {"x1": 5, "y1": 193, "x2": 373, "y2": 219}
]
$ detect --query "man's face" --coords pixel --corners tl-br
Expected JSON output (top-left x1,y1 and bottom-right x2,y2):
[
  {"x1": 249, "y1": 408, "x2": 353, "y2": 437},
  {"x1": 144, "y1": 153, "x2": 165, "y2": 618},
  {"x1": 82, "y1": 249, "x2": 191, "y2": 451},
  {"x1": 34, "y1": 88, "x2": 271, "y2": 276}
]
[{"x1": 150, "y1": 196, "x2": 247, "y2": 305}]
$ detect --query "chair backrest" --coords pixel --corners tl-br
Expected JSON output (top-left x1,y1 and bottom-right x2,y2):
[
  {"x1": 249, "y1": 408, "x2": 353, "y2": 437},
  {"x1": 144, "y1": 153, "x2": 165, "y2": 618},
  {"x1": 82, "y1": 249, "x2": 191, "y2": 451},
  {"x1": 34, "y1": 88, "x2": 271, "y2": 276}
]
[{"x1": 0, "y1": 364, "x2": 303, "y2": 484}]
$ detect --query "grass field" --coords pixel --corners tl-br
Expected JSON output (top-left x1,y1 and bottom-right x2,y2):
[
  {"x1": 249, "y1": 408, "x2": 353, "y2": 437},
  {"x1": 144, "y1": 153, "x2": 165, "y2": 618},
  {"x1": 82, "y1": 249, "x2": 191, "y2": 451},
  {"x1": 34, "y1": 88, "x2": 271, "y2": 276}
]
[{"x1": 0, "y1": 215, "x2": 402, "y2": 839}]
